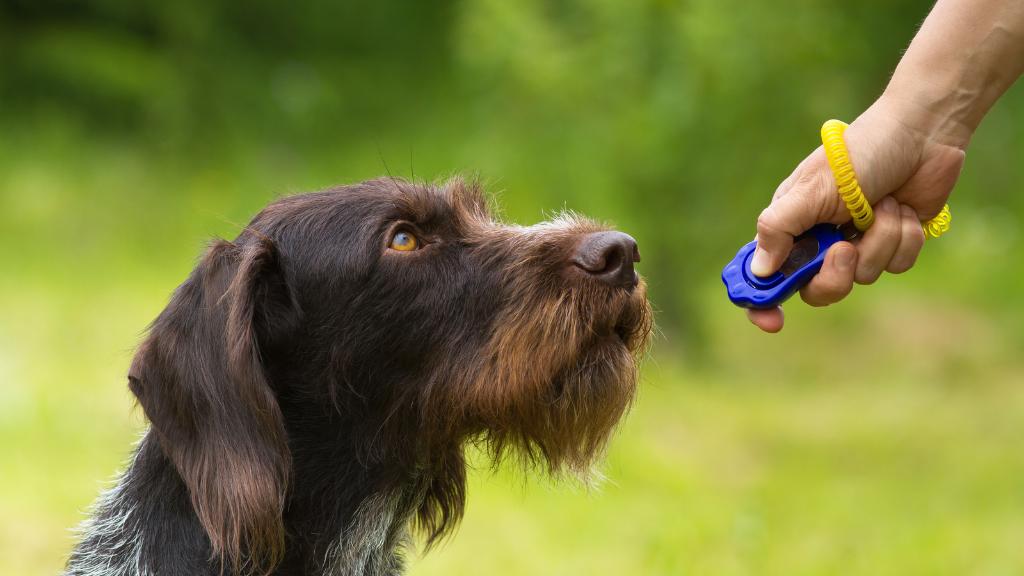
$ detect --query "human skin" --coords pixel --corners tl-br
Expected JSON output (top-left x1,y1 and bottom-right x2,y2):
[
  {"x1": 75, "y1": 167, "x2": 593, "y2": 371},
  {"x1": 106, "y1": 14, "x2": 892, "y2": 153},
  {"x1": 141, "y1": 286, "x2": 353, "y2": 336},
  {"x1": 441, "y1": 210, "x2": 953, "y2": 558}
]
[{"x1": 747, "y1": 0, "x2": 1024, "y2": 333}]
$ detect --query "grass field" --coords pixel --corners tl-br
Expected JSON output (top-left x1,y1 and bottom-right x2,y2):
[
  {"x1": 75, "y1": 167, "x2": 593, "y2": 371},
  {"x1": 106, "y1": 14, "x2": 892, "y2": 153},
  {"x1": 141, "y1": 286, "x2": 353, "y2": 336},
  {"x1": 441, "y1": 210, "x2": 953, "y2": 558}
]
[
  {"x1": 4, "y1": 1, "x2": 1024, "y2": 573},
  {"x1": 4, "y1": 246, "x2": 1024, "y2": 575}
]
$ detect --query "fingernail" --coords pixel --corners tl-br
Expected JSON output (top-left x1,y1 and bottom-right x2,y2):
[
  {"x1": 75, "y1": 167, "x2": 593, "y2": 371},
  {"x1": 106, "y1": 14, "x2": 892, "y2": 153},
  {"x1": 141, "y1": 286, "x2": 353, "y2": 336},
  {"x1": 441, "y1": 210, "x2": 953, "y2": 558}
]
[
  {"x1": 880, "y1": 197, "x2": 897, "y2": 213},
  {"x1": 750, "y1": 248, "x2": 772, "y2": 277},
  {"x1": 836, "y1": 247, "x2": 856, "y2": 271}
]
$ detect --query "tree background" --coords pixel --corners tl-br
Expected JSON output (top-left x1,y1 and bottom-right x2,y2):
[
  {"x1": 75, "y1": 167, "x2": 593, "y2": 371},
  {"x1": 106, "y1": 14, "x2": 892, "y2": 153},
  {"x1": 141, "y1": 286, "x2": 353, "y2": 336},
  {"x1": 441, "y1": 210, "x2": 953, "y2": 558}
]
[{"x1": 2, "y1": 1, "x2": 1023, "y2": 574}]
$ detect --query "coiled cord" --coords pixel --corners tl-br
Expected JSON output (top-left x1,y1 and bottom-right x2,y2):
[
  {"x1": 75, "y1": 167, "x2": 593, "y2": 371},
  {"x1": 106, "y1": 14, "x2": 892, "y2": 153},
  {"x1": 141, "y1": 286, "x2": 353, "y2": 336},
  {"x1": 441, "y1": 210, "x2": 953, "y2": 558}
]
[
  {"x1": 820, "y1": 119, "x2": 951, "y2": 239},
  {"x1": 923, "y1": 203, "x2": 952, "y2": 239}
]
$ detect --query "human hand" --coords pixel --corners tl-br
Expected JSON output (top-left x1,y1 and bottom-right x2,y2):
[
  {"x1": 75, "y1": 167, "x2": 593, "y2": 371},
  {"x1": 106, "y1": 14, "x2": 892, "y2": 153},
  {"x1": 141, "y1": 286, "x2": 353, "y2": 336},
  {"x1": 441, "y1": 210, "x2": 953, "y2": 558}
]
[{"x1": 747, "y1": 97, "x2": 966, "y2": 332}]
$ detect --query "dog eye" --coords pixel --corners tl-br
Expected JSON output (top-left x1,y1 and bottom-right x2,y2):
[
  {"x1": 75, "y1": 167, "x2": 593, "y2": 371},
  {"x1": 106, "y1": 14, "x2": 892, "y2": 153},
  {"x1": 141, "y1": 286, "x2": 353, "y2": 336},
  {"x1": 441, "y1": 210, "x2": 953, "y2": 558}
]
[{"x1": 389, "y1": 230, "x2": 420, "y2": 252}]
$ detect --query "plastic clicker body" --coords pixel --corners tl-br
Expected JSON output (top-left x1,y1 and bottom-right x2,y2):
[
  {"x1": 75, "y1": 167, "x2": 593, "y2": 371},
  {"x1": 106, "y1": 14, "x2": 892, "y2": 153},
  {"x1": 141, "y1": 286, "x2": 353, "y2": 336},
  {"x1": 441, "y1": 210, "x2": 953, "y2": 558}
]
[{"x1": 722, "y1": 224, "x2": 846, "y2": 309}]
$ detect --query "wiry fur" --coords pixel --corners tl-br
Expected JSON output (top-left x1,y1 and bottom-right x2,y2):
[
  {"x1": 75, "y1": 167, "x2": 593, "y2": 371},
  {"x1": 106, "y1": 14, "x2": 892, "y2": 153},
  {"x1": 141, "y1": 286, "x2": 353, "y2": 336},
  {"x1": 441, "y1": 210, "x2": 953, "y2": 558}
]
[
  {"x1": 67, "y1": 454, "x2": 147, "y2": 576},
  {"x1": 65, "y1": 177, "x2": 652, "y2": 575}
]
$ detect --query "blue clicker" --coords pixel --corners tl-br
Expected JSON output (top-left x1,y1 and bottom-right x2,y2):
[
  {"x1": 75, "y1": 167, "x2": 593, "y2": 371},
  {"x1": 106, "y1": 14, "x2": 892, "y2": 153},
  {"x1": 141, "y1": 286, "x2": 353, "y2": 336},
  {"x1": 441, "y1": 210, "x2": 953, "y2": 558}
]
[{"x1": 722, "y1": 224, "x2": 846, "y2": 309}]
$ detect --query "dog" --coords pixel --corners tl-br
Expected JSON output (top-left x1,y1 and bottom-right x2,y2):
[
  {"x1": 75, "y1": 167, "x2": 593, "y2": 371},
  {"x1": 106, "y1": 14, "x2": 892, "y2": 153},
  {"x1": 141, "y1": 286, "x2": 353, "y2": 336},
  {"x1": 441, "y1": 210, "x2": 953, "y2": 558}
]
[{"x1": 65, "y1": 177, "x2": 651, "y2": 576}]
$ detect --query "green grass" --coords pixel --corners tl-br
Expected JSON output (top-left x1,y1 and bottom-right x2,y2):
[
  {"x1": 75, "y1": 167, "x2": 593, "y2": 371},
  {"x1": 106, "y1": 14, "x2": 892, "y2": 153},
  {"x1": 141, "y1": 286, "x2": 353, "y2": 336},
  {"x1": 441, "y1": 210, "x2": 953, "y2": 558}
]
[
  {"x1": 5, "y1": 270, "x2": 1024, "y2": 575},
  {"x1": 413, "y1": 370, "x2": 1024, "y2": 575},
  {"x1": 4, "y1": 2, "x2": 1024, "y2": 573},
  {"x1": 3, "y1": 140, "x2": 1021, "y2": 575},
  {"x1": 410, "y1": 346, "x2": 1024, "y2": 576}
]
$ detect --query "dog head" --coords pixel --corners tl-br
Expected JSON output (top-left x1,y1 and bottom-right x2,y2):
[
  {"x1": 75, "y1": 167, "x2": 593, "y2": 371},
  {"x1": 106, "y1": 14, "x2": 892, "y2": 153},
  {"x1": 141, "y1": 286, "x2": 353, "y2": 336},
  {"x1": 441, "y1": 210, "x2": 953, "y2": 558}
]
[{"x1": 128, "y1": 177, "x2": 652, "y2": 571}]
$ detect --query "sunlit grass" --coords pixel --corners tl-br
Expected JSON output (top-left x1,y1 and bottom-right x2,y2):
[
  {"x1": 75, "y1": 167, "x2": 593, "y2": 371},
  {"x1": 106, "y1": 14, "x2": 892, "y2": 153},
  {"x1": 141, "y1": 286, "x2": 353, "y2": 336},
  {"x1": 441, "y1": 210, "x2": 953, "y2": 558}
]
[
  {"x1": 412, "y1": 355, "x2": 1024, "y2": 576},
  {"x1": 5, "y1": 267, "x2": 1024, "y2": 575},
  {"x1": 4, "y1": 1, "x2": 1024, "y2": 572},
  {"x1": 4, "y1": 128, "x2": 1023, "y2": 576}
]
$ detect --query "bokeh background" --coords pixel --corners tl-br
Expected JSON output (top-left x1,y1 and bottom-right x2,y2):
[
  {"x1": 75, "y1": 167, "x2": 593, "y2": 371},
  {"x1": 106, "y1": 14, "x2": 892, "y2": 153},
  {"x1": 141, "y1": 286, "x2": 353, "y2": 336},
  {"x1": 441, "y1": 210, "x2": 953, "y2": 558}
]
[{"x1": 3, "y1": 0, "x2": 1024, "y2": 574}]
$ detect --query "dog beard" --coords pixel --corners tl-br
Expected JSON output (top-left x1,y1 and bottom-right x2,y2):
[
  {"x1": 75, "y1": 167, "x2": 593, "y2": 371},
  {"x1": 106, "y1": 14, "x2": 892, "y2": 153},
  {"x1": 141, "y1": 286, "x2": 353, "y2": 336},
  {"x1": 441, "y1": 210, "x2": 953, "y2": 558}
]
[{"x1": 452, "y1": 272, "x2": 652, "y2": 479}]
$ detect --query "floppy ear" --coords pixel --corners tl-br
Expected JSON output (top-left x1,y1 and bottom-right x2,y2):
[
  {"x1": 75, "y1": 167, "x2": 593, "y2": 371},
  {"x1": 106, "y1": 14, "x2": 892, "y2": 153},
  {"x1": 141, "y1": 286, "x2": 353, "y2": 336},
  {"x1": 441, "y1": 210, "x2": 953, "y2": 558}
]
[{"x1": 129, "y1": 236, "x2": 296, "y2": 573}]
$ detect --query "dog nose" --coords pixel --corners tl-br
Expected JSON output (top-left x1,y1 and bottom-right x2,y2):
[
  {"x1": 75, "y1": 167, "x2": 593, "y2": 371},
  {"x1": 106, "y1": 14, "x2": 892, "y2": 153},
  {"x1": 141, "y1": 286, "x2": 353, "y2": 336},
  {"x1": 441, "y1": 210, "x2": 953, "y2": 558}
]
[{"x1": 571, "y1": 231, "x2": 640, "y2": 289}]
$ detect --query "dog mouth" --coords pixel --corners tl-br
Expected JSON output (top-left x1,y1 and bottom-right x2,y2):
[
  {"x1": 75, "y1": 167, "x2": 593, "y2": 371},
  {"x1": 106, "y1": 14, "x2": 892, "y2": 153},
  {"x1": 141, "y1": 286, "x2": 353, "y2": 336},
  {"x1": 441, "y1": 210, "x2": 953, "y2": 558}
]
[
  {"x1": 459, "y1": 263, "x2": 650, "y2": 477},
  {"x1": 592, "y1": 285, "x2": 651, "y2": 353}
]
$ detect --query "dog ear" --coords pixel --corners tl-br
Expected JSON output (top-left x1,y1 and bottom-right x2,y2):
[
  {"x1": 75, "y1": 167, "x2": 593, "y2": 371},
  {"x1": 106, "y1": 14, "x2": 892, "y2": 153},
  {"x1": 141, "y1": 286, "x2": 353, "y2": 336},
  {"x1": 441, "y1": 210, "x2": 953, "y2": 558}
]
[{"x1": 129, "y1": 236, "x2": 296, "y2": 573}]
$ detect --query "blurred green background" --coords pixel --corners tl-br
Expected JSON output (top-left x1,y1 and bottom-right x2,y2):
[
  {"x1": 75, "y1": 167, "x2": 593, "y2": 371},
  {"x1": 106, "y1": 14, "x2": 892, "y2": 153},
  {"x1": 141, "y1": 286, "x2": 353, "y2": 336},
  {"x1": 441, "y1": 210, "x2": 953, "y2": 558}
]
[{"x1": 2, "y1": 0, "x2": 1023, "y2": 574}]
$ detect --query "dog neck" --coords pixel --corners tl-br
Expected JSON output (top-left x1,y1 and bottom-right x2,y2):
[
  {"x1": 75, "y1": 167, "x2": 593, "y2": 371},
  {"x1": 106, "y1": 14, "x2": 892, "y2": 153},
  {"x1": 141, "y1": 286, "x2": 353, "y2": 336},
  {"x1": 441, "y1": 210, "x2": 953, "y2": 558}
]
[{"x1": 65, "y1": 429, "x2": 421, "y2": 576}]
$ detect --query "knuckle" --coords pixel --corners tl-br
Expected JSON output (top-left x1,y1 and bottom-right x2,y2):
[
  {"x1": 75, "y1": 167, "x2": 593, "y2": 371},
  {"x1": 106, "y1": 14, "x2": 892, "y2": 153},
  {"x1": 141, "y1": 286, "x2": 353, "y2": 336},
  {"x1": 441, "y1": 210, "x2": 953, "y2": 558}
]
[
  {"x1": 808, "y1": 171, "x2": 840, "y2": 213},
  {"x1": 887, "y1": 222, "x2": 925, "y2": 275},
  {"x1": 855, "y1": 267, "x2": 882, "y2": 285},
  {"x1": 887, "y1": 258, "x2": 914, "y2": 274},
  {"x1": 883, "y1": 213, "x2": 903, "y2": 238},
  {"x1": 828, "y1": 279, "x2": 854, "y2": 301},
  {"x1": 823, "y1": 271, "x2": 854, "y2": 299},
  {"x1": 802, "y1": 277, "x2": 851, "y2": 307},
  {"x1": 756, "y1": 207, "x2": 778, "y2": 237},
  {"x1": 801, "y1": 290, "x2": 833, "y2": 308},
  {"x1": 907, "y1": 224, "x2": 926, "y2": 251},
  {"x1": 889, "y1": 246, "x2": 922, "y2": 275},
  {"x1": 874, "y1": 204, "x2": 902, "y2": 238},
  {"x1": 791, "y1": 174, "x2": 831, "y2": 208}
]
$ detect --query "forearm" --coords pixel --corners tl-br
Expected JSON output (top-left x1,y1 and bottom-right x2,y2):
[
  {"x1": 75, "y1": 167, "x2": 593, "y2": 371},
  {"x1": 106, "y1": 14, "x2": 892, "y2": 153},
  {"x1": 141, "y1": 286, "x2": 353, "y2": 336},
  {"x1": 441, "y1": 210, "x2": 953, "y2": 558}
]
[{"x1": 883, "y1": 0, "x2": 1024, "y2": 148}]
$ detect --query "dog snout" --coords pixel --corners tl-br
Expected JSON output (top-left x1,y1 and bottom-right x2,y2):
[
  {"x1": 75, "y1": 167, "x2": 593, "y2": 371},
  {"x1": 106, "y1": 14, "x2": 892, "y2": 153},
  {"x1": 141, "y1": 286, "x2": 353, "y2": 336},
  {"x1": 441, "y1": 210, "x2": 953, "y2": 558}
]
[{"x1": 571, "y1": 231, "x2": 640, "y2": 289}]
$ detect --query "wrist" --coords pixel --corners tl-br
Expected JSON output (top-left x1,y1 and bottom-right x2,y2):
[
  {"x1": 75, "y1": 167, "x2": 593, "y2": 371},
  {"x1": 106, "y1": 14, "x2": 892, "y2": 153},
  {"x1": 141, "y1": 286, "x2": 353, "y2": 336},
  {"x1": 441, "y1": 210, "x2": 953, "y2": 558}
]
[{"x1": 879, "y1": 79, "x2": 976, "y2": 150}]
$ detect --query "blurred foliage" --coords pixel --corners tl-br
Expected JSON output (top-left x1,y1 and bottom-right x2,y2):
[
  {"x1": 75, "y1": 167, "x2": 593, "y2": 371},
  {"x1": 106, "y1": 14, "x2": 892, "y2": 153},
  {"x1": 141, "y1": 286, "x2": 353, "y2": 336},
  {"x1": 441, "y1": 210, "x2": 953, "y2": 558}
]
[{"x1": 1, "y1": 0, "x2": 1023, "y2": 574}]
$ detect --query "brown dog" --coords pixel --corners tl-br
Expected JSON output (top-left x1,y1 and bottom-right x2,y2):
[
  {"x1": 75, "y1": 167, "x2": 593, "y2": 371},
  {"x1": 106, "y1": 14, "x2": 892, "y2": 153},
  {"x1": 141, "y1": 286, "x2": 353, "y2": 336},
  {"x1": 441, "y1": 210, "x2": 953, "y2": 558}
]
[{"x1": 66, "y1": 178, "x2": 651, "y2": 576}]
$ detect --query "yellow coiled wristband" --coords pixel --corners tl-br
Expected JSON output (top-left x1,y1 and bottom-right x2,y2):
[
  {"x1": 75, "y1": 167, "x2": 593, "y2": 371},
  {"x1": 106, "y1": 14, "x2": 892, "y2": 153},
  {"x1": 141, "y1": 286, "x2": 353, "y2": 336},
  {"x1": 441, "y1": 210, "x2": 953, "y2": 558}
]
[{"x1": 820, "y1": 119, "x2": 951, "y2": 239}]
